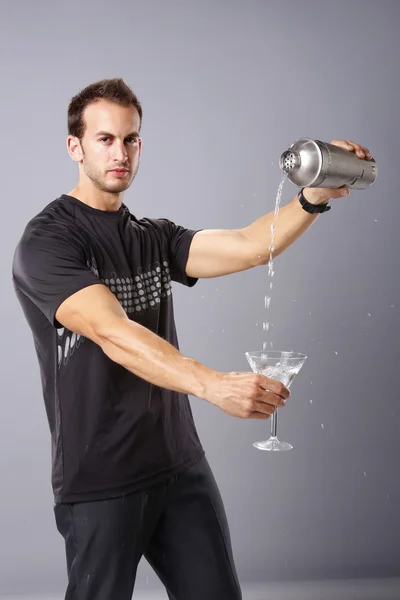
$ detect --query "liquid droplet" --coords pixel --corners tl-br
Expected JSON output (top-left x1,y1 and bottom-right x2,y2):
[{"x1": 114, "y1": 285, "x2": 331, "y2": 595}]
[{"x1": 321, "y1": 423, "x2": 324, "y2": 429}]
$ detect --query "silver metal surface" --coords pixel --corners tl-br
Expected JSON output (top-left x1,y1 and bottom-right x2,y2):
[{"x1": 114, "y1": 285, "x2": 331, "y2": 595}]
[{"x1": 279, "y1": 137, "x2": 377, "y2": 189}]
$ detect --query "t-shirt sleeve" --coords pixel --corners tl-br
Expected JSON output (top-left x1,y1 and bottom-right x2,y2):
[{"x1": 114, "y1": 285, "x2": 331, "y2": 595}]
[
  {"x1": 155, "y1": 218, "x2": 202, "y2": 287},
  {"x1": 12, "y1": 226, "x2": 102, "y2": 328}
]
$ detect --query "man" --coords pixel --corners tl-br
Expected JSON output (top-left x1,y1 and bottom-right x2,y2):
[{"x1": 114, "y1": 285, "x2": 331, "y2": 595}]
[{"x1": 12, "y1": 78, "x2": 372, "y2": 600}]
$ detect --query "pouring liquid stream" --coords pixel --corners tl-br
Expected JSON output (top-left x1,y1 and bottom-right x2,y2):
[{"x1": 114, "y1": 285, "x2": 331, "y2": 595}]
[{"x1": 262, "y1": 172, "x2": 287, "y2": 351}]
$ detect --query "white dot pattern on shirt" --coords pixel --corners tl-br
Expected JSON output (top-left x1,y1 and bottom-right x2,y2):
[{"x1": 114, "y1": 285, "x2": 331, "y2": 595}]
[
  {"x1": 100, "y1": 260, "x2": 172, "y2": 314},
  {"x1": 57, "y1": 328, "x2": 84, "y2": 369},
  {"x1": 57, "y1": 258, "x2": 172, "y2": 369}
]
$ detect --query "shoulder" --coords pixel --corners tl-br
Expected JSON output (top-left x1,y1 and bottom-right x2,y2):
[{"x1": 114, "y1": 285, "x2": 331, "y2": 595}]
[
  {"x1": 130, "y1": 214, "x2": 171, "y2": 228},
  {"x1": 17, "y1": 196, "x2": 86, "y2": 249},
  {"x1": 129, "y1": 214, "x2": 175, "y2": 241},
  {"x1": 12, "y1": 198, "x2": 87, "y2": 281},
  {"x1": 131, "y1": 215, "x2": 182, "y2": 236}
]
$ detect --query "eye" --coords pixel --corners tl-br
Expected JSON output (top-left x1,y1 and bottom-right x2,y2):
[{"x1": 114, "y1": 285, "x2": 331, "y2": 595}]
[{"x1": 99, "y1": 136, "x2": 139, "y2": 144}]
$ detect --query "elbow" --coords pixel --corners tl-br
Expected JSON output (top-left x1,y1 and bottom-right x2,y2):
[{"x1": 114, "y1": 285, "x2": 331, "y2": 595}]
[
  {"x1": 93, "y1": 314, "x2": 129, "y2": 348},
  {"x1": 255, "y1": 253, "x2": 269, "y2": 267},
  {"x1": 257, "y1": 248, "x2": 284, "y2": 267},
  {"x1": 252, "y1": 251, "x2": 273, "y2": 267},
  {"x1": 245, "y1": 241, "x2": 280, "y2": 268}
]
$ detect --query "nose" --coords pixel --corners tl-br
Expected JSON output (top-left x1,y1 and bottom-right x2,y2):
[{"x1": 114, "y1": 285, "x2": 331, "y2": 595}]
[{"x1": 112, "y1": 140, "x2": 129, "y2": 164}]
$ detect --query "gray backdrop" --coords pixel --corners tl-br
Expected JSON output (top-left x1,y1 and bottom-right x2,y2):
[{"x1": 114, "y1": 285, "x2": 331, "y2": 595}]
[{"x1": 1, "y1": 0, "x2": 399, "y2": 595}]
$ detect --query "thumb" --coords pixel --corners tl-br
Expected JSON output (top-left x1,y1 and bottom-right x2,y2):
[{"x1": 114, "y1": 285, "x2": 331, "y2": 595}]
[{"x1": 330, "y1": 186, "x2": 350, "y2": 198}]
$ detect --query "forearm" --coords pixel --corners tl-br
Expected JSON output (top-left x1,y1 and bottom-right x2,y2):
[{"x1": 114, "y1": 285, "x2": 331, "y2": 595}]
[
  {"x1": 242, "y1": 189, "x2": 320, "y2": 264},
  {"x1": 98, "y1": 316, "x2": 216, "y2": 397}
]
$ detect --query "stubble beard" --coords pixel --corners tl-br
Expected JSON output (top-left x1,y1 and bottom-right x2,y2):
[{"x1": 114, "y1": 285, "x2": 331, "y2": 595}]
[{"x1": 82, "y1": 154, "x2": 139, "y2": 194}]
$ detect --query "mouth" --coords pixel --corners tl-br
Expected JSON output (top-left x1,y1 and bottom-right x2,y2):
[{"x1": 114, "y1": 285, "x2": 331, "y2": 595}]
[{"x1": 109, "y1": 169, "x2": 129, "y2": 177}]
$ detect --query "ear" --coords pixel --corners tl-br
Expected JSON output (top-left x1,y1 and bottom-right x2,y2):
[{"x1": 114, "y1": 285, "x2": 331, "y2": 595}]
[{"x1": 67, "y1": 136, "x2": 83, "y2": 163}]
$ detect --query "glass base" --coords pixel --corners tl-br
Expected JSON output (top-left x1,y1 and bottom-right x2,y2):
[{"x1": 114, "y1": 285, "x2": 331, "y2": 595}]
[{"x1": 253, "y1": 436, "x2": 293, "y2": 452}]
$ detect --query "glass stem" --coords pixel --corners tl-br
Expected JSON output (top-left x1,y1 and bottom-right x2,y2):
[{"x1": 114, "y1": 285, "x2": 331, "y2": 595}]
[{"x1": 270, "y1": 409, "x2": 278, "y2": 438}]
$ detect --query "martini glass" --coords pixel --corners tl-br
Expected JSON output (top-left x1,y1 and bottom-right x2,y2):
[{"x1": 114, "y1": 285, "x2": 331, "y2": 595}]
[{"x1": 245, "y1": 350, "x2": 307, "y2": 451}]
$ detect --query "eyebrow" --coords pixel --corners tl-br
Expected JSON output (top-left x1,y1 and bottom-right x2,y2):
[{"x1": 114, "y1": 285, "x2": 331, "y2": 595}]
[{"x1": 94, "y1": 131, "x2": 140, "y2": 138}]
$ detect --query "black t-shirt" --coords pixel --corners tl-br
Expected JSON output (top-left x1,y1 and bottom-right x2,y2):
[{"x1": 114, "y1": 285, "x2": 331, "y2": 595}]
[{"x1": 12, "y1": 194, "x2": 205, "y2": 504}]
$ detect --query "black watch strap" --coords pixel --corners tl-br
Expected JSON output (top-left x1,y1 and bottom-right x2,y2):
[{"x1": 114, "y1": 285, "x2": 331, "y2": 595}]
[{"x1": 298, "y1": 187, "x2": 331, "y2": 214}]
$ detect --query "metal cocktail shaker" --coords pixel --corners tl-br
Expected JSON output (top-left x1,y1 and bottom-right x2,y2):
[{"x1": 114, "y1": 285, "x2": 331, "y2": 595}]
[{"x1": 279, "y1": 138, "x2": 377, "y2": 189}]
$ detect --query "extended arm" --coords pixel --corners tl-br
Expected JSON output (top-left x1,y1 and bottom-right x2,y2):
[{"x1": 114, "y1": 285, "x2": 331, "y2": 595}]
[
  {"x1": 55, "y1": 284, "x2": 213, "y2": 397},
  {"x1": 54, "y1": 284, "x2": 289, "y2": 417},
  {"x1": 185, "y1": 139, "x2": 372, "y2": 278},
  {"x1": 185, "y1": 189, "x2": 321, "y2": 278}
]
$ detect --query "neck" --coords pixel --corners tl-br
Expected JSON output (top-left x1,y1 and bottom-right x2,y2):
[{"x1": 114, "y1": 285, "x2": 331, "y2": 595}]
[{"x1": 67, "y1": 184, "x2": 123, "y2": 212}]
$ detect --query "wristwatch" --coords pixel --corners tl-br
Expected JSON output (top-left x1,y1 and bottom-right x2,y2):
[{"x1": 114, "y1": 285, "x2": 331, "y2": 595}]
[{"x1": 298, "y1": 187, "x2": 331, "y2": 214}]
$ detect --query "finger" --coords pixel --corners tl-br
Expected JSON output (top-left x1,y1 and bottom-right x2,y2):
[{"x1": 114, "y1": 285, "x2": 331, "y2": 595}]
[
  {"x1": 357, "y1": 143, "x2": 371, "y2": 158},
  {"x1": 266, "y1": 393, "x2": 287, "y2": 407},
  {"x1": 253, "y1": 401, "x2": 275, "y2": 415},
  {"x1": 255, "y1": 390, "x2": 286, "y2": 408},
  {"x1": 329, "y1": 186, "x2": 350, "y2": 198},
  {"x1": 253, "y1": 399, "x2": 279, "y2": 415},
  {"x1": 331, "y1": 140, "x2": 372, "y2": 160},
  {"x1": 331, "y1": 140, "x2": 352, "y2": 151},
  {"x1": 345, "y1": 140, "x2": 369, "y2": 159},
  {"x1": 363, "y1": 146, "x2": 372, "y2": 159},
  {"x1": 266, "y1": 394, "x2": 287, "y2": 408},
  {"x1": 259, "y1": 377, "x2": 290, "y2": 399},
  {"x1": 344, "y1": 140, "x2": 355, "y2": 149},
  {"x1": 249, "y1": 411, "x2": 271, "y2": 420},
  {"x1": 344, "y1": 140, "x2": 359, "y2": 154}
]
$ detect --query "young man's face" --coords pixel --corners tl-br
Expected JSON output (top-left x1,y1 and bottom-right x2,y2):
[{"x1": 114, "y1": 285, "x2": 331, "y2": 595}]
[{"x1": 70, "y1": 99, "x2": 142, "y2": 195}]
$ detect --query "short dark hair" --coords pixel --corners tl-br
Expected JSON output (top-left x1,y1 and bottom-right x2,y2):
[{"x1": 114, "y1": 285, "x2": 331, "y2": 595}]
[{"x1": 68, "y1": 78, "x2": 143, "y2": 141}]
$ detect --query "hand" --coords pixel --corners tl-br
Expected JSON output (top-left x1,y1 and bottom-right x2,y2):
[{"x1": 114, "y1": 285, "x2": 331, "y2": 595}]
[
  {"x1": 203, "y1": 371, "x2": 290, "y2": 419},
  {"x1": 304, "y1": 139, "x2": 373, "y2": 205}
]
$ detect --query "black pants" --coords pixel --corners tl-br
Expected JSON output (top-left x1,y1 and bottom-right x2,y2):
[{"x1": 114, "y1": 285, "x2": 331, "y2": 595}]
[{"x1": 54, "y1": 456, "x2": 242, "y2": 600}]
